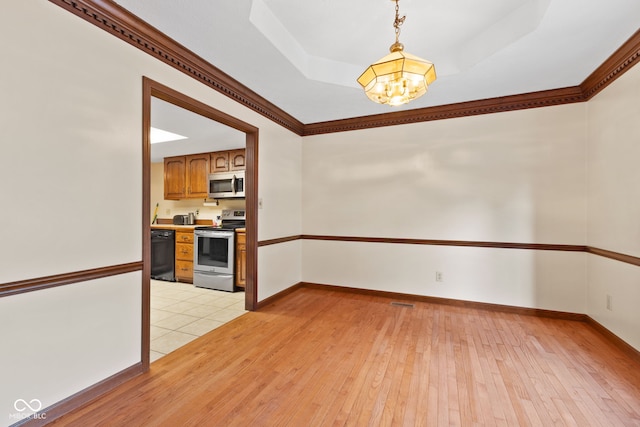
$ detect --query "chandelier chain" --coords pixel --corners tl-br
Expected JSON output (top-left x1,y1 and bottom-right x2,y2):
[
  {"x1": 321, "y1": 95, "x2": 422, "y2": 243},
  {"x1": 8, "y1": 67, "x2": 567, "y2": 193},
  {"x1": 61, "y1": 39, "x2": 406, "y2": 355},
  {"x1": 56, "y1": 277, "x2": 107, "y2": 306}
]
[{"x1": 393, "y1": 0, "x2": 406, "y2": 44}]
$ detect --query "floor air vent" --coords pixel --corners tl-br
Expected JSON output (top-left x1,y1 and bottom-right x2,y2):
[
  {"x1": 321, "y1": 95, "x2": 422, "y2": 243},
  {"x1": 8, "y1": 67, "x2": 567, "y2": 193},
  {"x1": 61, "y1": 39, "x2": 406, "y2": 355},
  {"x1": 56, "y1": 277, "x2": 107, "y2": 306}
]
[{"x1": 390, "y1": 302, "x2": 415, "y2": 308}]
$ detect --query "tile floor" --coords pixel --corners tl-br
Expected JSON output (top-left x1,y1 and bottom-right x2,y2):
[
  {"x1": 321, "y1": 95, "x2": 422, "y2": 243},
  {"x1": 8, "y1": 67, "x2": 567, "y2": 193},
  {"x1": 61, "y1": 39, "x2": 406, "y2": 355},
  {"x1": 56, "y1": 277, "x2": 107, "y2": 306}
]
[{"x1": 150, "y1": 279, "x2": 247, "y2": 362}]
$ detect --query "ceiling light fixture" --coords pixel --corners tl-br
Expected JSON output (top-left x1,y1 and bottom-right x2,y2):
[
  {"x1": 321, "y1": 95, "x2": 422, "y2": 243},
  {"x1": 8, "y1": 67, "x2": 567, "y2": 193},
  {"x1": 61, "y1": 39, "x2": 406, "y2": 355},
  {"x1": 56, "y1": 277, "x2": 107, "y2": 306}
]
[
  {"x1": 357, "y1": 0, "x2": 436, "y2": 107},
  {"x1": 149, "y1": 127, "x2": 188, "y2": 144}
]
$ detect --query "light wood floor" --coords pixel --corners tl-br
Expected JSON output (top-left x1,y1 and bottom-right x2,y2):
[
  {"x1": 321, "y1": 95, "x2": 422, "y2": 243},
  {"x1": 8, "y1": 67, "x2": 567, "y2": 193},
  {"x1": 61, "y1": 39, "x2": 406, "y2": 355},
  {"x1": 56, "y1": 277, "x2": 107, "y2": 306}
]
[{"x1": 52, "y1": 286, "x2": 640, "y2": 426}]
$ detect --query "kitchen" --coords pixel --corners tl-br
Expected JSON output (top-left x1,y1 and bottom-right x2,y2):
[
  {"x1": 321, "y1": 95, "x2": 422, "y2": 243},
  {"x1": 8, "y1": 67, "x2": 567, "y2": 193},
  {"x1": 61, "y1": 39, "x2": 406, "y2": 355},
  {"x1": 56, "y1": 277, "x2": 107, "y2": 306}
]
[{"x1": 148, "y1": 97, "x2": 248, "y2": 361}]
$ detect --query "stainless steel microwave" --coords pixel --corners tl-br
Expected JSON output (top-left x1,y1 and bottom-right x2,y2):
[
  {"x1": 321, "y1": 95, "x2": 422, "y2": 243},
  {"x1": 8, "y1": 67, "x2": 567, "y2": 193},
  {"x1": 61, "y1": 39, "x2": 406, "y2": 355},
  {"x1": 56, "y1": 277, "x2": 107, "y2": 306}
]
[{"x1": 208, "y1": 170, "x2": 245, "y2": 198}]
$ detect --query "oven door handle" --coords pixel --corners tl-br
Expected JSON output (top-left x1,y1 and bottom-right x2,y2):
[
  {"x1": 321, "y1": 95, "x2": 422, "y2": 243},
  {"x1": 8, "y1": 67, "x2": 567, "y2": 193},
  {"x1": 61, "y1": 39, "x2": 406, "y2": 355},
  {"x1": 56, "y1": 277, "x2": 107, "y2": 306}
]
[
  {"x1": 193, "y1": 271, "x2": 233, "y2": 278},
  {"x1": 195, "y1": 231, "x2": 233, "y2": 238}
]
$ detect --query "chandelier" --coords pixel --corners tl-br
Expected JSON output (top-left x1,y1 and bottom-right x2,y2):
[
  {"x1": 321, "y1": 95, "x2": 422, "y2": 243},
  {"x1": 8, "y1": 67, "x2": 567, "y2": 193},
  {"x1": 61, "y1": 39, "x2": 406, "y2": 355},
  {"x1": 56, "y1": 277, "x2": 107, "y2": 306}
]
[{"x1": 357, "y1": 0, "x2": 436, "y2": 107}]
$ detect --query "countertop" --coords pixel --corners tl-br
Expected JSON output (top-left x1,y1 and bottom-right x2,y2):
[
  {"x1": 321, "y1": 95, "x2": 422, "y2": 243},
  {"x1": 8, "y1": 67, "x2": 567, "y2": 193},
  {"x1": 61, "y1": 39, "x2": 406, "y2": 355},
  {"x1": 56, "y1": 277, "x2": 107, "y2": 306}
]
[
  {"x1": 150, "y1": 224, "x2": 199, "y2": 231},
  {"x1": 151, "y1": 224, "x2": 245, "y2": 233}
]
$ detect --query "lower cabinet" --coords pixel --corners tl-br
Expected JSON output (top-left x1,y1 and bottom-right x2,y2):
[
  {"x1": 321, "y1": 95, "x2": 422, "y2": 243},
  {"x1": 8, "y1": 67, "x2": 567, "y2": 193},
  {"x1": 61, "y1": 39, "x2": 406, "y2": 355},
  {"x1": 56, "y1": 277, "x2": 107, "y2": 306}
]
[
  {"x1": 175, "y1": 230, "x2": 194, "y2": 283},
  {"x1": 235, "y1": 230, "x2": 246, "y2": 289}
]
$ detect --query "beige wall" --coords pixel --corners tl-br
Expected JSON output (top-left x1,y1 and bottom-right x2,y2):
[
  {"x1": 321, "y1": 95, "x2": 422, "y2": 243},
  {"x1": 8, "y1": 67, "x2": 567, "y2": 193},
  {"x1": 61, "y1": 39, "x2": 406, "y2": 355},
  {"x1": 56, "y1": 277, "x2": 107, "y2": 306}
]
[
  {"x1": 0, "y1": 2, "x2": 302, "y2": 424},
  {"x1": 302, "y1": 104, "x2": 588, "y2": 312},
  {"x1": 586, "y1": 63, "x2": 640, "y2": 349},
  {"x1": 0, "y1": 273, "x2": 142, "y2": 420}
]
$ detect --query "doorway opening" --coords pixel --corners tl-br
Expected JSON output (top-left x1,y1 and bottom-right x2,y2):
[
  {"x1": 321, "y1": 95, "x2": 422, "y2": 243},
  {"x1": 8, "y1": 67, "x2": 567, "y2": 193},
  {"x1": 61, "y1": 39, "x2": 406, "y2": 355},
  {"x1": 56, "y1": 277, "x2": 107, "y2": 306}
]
[{"x1": 142, "y1": 77, "x2": 258, "y2": 369}]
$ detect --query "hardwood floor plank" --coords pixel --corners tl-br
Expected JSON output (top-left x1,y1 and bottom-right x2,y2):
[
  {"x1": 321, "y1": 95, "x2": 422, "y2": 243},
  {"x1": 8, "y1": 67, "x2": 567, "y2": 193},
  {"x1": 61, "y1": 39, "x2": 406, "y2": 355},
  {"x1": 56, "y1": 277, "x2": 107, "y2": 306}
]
[
  {"x1": 49, "y1": 287, "x2": 640, "y2": 427},
  {"x1": 308, "y1": 313, "x2": 379, "y2": 424},
  {"x1": 398, "y1": 302, "x2": 430, "y2": 427},
  {"x1": 387, "y1": 303, "x2": 424, "y2": 426},
  {"x1": 273, "y1": 298, "x2": 368, "y2": 426},
  {"x1": 365, "y1": 306, "x2": 414, "y2": 426}
]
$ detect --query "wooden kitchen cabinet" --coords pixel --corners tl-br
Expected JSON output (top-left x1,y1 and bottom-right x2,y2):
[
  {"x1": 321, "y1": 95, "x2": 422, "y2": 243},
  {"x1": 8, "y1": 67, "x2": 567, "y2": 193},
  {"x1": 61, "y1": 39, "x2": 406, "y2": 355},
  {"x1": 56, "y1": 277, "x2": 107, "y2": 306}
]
[
  {"x1": 185, "y1": 154, "x2": 209, "y2": 198},
  {"x1": 229, "y1": 149, "x2": 246, "y2": 171},
  {"x1": 164, "y1": 156, "x2": 186, "y2": 200},
  {"x1": 235, "y1": 230, "x2": 246, "y2": 289},
  {"x1": 210, "y1": 149, "x2": 246, "y2": 173},
  {"x1": 210, "y1": 151, "x2": 229, "y2": 173},
  {"x1": 164, "y1": 154, "x2": 210, "y2": 200},
  {"x1": 175, "y1": 230, "x2": 194, "y2": 283}
]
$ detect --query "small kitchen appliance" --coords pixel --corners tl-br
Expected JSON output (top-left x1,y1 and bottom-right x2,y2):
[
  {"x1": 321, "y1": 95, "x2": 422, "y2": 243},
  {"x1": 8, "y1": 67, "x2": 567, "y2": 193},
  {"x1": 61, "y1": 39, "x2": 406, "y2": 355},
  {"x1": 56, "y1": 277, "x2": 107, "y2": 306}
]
[
  {"x1": 172, "y1": 214, "x2": 189, "y2": 225},
  {"x1": 173, "y1": 213, "x2": 196, "y2": 225}
]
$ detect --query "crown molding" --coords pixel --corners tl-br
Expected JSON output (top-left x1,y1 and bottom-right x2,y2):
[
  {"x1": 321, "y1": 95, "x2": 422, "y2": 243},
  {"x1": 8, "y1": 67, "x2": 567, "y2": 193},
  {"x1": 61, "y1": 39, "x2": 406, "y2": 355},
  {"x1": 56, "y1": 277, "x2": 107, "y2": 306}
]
[
  {"x1": 48, "y1": 0, "x2": 305, "y2": 135},
  {"x1": 49, "y1": 0, "x2": 640, "y2": 137},
  {"x1": 581, "y1": 29, "x2": 640, "y2": 100},
  {"x1": 302, "y1": 86, "x2": 586, "y2": 135}
]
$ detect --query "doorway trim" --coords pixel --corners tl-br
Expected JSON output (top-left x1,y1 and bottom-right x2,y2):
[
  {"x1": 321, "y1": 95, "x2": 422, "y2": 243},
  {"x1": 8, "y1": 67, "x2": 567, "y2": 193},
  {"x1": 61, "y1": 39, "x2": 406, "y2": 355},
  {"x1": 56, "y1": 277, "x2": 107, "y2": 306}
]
[{"x1": 142, "y1": 77, "x2": 259, "y2": 369}]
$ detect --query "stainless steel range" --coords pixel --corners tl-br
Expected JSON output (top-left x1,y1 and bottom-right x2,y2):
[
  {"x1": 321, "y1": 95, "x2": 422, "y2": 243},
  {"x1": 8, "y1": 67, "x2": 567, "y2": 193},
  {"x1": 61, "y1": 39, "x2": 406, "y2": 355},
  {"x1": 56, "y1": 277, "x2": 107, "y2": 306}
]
[{"x1": 193, "y1": 209, "x2": 245, "y2": 292}]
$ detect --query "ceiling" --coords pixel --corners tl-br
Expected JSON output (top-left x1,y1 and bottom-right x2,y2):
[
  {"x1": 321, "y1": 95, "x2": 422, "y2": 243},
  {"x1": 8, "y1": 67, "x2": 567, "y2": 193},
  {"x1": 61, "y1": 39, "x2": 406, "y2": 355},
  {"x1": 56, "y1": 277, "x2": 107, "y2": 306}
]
[
  {"x1": 115, "y1": 0, "x2": 639, "y2": 125},
  {"x1": 150, "y1": 98, "x2": 245, "y2": 162}
]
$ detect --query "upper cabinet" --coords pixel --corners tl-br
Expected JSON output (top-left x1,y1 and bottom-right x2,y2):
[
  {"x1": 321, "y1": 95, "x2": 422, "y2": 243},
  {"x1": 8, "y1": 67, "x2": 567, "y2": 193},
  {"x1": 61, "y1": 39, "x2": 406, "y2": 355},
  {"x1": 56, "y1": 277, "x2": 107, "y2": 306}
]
[
  {"x1": 210, "y1": 149, "x2": 246, "y2": 173},
  {"x1": 164, "y1": 149, "x2": 245, "y2": 200},
  {"x1": 229, "y1": 149, "x2": 246, "y2": 171},
  {"x1": 211, "y1": 151, "x2": 230, "y2": 173},
  {"x1": 185, "y1": 154, "x2": 210, "y2": 198},
  {"x1": 164, "y1": 153, "x2": 210, "y2": 200},
  {"x1": 164, "y1": 156, "x2": 186, "y2": 200}
]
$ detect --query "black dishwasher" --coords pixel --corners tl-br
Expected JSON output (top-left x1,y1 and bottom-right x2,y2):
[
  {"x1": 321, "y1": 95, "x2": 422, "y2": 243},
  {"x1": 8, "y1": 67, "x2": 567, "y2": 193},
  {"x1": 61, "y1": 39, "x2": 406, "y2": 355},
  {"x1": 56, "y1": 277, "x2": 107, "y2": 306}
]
[{"x1": 151, "y1": 229, "x2": 175, "y2": 281}]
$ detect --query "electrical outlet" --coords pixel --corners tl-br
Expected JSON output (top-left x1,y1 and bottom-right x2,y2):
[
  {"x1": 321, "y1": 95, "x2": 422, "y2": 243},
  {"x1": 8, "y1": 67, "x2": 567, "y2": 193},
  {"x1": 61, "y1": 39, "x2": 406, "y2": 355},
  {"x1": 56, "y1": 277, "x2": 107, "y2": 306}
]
[
  {"x1": 165, "y1": 209, "x2": 171, "y2": 215},
  {"x1": 435, "y1": 271, "x2": 443, "y2": 282},
  {"x1": 606, "y1": 294, "x2": 612, "y2": 311}
]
